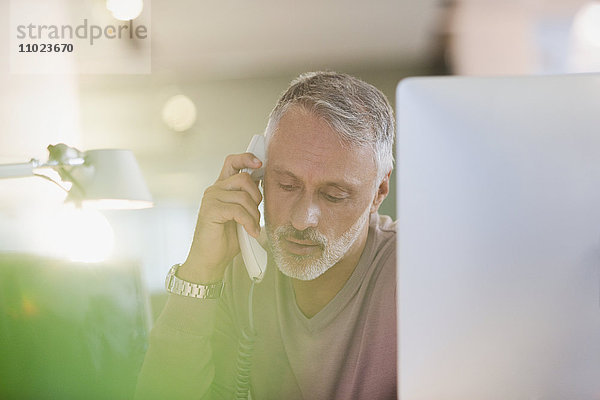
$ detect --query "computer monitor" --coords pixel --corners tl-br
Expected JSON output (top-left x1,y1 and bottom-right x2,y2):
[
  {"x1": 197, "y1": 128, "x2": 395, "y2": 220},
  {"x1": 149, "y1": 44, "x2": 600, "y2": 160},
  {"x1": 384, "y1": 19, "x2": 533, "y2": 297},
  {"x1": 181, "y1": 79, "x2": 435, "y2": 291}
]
[{"x1": 396, "y1": 74, "x2": 600, "y2": 399}]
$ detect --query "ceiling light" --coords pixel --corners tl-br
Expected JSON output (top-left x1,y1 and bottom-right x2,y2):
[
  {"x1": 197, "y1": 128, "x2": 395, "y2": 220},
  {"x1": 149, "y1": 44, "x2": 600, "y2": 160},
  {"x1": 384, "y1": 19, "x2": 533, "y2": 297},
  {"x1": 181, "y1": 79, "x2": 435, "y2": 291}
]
[
  {"x1": 106, "y1": 0, "x2": 144, "y2": 21},
  {"x1": 161, "y1": 94, "x2": 197, "y2": 133}
]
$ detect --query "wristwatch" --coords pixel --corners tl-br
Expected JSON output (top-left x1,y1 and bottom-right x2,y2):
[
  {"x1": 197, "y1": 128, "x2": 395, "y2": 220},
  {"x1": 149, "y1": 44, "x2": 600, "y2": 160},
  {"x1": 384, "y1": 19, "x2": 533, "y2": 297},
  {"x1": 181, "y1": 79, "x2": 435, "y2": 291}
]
[{"x1": 165, "y1": 263, "x2": 224, "y2": 299}]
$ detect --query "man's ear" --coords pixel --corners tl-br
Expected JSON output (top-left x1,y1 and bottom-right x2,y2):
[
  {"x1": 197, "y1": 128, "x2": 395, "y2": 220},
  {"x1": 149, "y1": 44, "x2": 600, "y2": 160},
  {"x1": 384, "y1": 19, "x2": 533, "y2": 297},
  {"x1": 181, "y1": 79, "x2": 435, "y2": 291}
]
[{"x1": 370, "y1": 170, "x2": 391, "y2": 213}]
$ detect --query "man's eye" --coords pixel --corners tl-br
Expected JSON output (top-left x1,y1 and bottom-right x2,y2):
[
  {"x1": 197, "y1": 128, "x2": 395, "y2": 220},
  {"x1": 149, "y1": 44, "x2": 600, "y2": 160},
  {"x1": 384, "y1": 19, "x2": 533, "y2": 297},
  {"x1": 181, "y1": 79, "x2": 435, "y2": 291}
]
[
  {"x1": 322, "y1": 193, "x2": 345, "y2": 203},
  {"x1": 279, "y1": 184, "x2": 296, "y2": 191}
]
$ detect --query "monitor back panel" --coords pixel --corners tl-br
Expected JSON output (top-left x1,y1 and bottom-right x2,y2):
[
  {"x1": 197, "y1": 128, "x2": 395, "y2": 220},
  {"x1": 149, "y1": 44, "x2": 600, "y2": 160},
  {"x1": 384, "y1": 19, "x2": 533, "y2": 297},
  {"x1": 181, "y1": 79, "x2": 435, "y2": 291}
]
[{"x1": 396, "y1": 75, "x2": 600, "y2": 400}]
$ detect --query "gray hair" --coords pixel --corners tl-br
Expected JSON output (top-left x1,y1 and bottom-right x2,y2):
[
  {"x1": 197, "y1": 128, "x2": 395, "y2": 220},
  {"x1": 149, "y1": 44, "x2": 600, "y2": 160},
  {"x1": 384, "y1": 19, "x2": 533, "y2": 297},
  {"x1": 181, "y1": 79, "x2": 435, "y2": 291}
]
[{"x1": 264, "y1": 71, "x2": 395, "y2": 181}]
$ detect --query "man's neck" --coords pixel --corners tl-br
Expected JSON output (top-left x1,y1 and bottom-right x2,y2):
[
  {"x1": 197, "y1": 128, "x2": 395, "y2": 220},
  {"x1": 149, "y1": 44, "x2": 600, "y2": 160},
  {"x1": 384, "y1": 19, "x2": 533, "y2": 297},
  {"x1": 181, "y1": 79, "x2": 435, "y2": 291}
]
[{"x1": 291, "y1": 220, "x2": 370, "y2": 319}]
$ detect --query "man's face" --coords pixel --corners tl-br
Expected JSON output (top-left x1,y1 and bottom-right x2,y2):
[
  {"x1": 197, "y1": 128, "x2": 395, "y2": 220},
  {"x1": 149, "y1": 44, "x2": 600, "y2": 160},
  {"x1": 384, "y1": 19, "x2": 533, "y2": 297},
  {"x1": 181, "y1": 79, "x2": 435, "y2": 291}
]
[{"x1": 263, "y1": 106, "x2": 379, "y2": 280}]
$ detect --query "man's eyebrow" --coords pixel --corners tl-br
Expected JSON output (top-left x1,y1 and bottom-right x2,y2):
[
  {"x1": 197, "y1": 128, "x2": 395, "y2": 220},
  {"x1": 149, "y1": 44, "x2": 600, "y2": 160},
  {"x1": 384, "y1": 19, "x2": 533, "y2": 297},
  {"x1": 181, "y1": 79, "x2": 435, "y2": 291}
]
[
  {"x1": 271, "y1": 168, "x2": 300, "y2": 180},
  {"x1": 271, "y1": 167, "x2": 358, "y2": 192}
]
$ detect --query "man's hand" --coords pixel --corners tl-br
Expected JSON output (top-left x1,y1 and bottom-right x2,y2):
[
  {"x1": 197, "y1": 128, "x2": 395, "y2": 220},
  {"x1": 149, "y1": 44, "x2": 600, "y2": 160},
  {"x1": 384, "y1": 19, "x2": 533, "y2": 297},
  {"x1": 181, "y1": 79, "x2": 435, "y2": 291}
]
[{"x1": 177, "y1": 153, "x2": 263, "y2": 284}]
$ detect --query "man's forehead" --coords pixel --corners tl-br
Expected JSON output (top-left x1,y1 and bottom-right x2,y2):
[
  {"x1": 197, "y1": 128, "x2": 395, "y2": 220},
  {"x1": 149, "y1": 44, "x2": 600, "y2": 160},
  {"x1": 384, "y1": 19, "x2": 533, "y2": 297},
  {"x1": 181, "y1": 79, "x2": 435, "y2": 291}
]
[
  {"x1": 268, "y1": 107, "x2": 367, "y2": 156},
  {"x1": 266, "y1": 106, "x2": 377, "y2": 184}
]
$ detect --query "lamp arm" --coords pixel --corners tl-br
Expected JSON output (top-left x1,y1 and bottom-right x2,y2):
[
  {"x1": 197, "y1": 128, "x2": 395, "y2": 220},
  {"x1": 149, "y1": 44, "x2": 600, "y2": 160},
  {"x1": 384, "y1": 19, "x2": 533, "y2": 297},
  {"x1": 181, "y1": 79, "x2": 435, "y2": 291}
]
[
  {"x1": 0, "y1": 159, "x2": 41, "y2": 179},
  {"x1": 0, "y1": 158, "x2": 83, "y2": 195},
  {"x1": 0, "y1": 143, "x2": 84, "y2": 180}
]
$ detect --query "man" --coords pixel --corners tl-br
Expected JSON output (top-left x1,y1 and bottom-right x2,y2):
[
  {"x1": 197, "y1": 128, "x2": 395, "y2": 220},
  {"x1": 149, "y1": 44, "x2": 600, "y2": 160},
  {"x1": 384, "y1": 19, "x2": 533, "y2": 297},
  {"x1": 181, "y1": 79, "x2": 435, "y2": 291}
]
[{"x1": 135, "y1": 71, "x2": 397, "y2": 399}]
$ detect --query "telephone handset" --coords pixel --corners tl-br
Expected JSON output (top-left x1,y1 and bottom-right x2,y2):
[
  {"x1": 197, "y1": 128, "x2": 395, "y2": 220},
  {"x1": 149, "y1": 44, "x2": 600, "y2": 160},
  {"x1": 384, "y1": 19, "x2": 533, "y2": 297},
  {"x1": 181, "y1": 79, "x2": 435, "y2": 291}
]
[
  {"x1": 236, "y1": 135, "x2": 268, "y2": 283},
  {"x1": 233, "y1": 135, "x2": 267, "y2": 397}
]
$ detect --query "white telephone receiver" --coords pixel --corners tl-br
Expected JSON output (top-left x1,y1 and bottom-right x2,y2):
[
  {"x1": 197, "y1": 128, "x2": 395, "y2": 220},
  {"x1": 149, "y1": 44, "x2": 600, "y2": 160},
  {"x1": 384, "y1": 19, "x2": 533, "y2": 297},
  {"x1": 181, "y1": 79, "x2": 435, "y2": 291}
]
[{"x1": 236, "y1": 135, "x2": 268, "y2": 282}]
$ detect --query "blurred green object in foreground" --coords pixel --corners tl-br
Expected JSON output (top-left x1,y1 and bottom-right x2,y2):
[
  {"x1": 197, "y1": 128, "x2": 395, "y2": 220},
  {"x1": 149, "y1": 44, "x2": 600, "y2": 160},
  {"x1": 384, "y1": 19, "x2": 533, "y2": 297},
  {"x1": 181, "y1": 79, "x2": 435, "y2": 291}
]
[{"x1": 0, "y1": 254, "x2": 151, "y2": 400}]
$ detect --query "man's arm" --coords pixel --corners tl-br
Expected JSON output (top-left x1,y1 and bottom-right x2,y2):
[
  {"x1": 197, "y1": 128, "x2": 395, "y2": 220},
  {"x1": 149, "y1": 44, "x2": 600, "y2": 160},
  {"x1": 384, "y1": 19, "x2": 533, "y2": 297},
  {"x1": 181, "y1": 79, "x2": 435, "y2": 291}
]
[
  {"x1": 135, "y1": 152, "x2": 263, "y2": 399},
  {"x1": 135, "y1": 282, "x2": 241, "y2": 400},
  {"x1": 134, "y1": 295, "x2": 219, "y2": 399}
]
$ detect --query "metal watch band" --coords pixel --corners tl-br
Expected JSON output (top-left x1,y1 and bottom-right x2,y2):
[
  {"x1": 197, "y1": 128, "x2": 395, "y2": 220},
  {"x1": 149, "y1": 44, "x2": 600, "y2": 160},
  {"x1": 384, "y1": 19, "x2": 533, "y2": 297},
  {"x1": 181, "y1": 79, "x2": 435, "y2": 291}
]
[{"x1": 165, "y1": 263, "x2": 224, "y2": 299}]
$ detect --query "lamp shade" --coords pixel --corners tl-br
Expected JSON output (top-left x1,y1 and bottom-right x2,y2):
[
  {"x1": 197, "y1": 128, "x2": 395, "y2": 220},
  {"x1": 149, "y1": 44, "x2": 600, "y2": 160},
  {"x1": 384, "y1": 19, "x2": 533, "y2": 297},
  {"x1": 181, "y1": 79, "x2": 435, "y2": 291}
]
[{"x1": 66, "y1": 149, "x2": 153, "y2": 209}]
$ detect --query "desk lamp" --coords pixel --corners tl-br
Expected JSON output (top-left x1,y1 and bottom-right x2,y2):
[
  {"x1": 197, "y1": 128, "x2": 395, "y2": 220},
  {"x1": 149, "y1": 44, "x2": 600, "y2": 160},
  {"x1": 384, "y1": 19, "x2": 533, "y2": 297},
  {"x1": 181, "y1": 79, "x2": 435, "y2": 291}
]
[{"x1": 0, "y1": 144, "x2": 153, "y2": 209}]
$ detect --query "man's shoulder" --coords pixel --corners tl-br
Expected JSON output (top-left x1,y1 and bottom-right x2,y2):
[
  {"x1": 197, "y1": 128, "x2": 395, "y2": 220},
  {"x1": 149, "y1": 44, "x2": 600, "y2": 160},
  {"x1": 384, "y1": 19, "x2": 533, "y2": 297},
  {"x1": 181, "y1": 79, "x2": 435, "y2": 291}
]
[
  {"x1": 364, "y1": 212, "x2": 396, "y2": 280},
  {"x1": 369, "y1": 212, "x2": 397, "y2": 252},
  {"x1": 372, "y1": 212, "x2": 397, "y2": 234}
]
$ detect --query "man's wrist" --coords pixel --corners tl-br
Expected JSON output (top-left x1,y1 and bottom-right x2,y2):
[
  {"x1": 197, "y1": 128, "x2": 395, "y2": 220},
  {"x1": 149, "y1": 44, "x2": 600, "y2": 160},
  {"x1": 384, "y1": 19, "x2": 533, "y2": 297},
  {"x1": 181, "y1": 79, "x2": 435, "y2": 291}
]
[
  {"x1": 165, "y1": 264, "x2": 224, "y2": 299},
  {"x1": 177, "y1": 260, "x2": 225, "y2": 284}
]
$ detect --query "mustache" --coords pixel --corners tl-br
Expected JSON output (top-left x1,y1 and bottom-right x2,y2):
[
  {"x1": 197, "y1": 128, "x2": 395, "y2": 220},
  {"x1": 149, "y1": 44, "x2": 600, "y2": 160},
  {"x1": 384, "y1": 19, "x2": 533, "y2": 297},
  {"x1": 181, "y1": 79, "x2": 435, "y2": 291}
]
[{"x1": 274, "y1": 225, "x2": 327, "y2": 247}]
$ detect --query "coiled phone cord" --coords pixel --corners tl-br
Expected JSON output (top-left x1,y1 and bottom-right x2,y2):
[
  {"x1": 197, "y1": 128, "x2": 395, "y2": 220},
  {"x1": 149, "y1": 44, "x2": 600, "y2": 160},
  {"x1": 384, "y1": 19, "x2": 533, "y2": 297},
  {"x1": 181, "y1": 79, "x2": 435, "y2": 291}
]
[{"x1": 233, "y1": 280, "x2": 258, "y2": 400}]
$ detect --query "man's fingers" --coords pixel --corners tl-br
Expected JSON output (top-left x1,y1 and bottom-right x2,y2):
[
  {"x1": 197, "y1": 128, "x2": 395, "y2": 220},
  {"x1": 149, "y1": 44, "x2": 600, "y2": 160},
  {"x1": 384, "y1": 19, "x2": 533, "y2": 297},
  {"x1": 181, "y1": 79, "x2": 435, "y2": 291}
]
[
  {"x1": 218, "y1": 153, "x2": 262, "y2": 181},
  {"x1": 215, "y1": 190, "x2": 261, "y2": 226},
  {"x1": 201, "y1": 183, "x2": 261, "y2": 237},
  {"x1": 196, "y1": 151, "x2": 264, "y2": 241},
  {"x1": 217, "y1": 173, "x2": 263, "y2": 204},
  {"x1": 217, "y1": 203, "x2": 260, "y2": 238}
]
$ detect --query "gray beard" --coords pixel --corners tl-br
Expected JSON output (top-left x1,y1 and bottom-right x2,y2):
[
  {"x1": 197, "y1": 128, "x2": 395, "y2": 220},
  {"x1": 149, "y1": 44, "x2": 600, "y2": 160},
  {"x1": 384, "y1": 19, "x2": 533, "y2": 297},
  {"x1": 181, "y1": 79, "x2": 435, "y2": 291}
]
[{"x1": 266, "y1": 209, "x2": 370, "y2": 281}]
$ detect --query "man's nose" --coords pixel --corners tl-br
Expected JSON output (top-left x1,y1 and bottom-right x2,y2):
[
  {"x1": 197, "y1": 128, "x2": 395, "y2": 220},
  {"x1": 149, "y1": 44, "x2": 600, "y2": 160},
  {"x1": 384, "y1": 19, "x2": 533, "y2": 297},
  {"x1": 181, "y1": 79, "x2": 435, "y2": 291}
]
[{"x1": 290, "y1": 193, "x2": 320, "y2": 231}]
